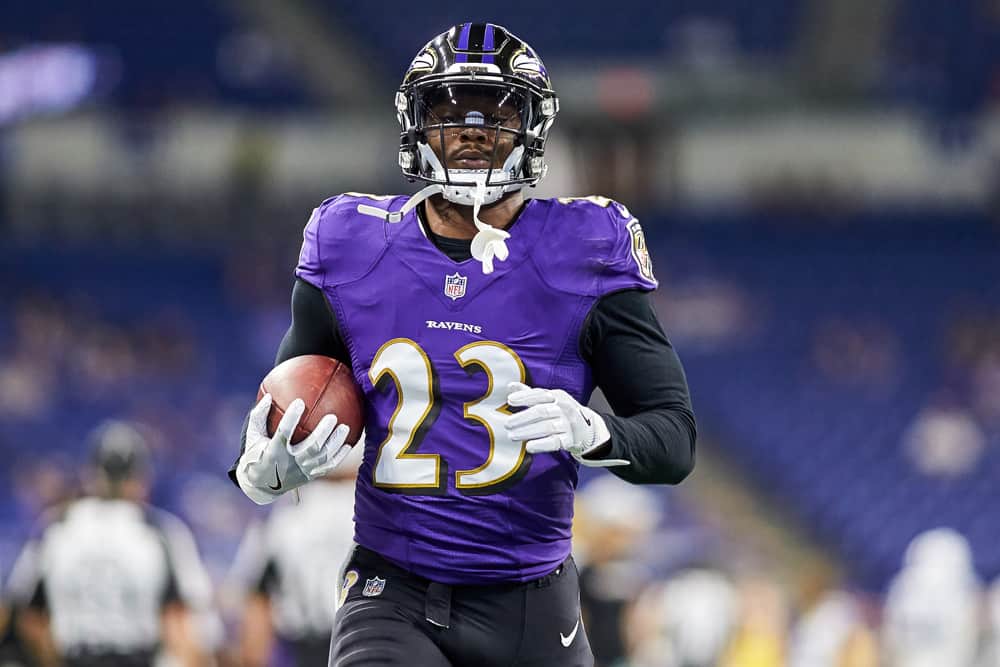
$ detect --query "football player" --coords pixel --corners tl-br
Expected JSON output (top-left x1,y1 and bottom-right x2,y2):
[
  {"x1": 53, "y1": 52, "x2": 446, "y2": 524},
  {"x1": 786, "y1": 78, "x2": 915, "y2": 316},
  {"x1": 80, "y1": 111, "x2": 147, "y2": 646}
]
[
  {"x1": 882, "y1": 528, "x2": 983, "y2": 667},
  {"x1": 230, "y1": 23, "x2": 697, "y2": 667}
]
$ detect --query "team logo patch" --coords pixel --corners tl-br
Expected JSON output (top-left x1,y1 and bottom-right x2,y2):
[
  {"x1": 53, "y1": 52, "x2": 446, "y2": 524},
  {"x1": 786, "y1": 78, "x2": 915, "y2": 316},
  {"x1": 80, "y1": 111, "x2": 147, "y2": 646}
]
[
  {"x1": 338, "y1": 570, "x2": 359, "y2": 609},
  {"x1": 363, "y1": 576, "x2": 386, "y2": 597},
  {"x1": 444, "y1": 272, "x2": 468, "y2": 300},
  {"x1": 627, "y1": 219, "x2": 656, "y2": 284}
]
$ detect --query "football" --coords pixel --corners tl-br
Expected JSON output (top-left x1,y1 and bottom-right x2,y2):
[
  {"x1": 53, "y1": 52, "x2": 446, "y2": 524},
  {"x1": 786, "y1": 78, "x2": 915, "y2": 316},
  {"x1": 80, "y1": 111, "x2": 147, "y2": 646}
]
[{"x1": 257, "y1": 355, "x2": 364, "y2": 445}]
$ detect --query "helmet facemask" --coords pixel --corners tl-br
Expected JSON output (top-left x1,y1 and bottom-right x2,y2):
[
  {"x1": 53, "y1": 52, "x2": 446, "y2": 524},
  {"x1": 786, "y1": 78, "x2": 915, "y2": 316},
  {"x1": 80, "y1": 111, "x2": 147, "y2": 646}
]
[{"x1": 398, "y1": 77, "x2": 555, "y2": 207}]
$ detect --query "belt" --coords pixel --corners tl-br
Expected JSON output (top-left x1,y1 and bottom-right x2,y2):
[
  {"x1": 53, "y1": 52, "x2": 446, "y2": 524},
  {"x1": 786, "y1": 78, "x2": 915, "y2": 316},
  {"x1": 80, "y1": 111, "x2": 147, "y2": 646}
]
[{"x1": 352, "y1": 545, "x2": 569, "y2": 629}]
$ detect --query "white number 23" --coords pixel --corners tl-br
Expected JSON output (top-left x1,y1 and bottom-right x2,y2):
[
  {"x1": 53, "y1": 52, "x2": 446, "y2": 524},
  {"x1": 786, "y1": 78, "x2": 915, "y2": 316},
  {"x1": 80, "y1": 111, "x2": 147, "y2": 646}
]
[{"x1": 367, "y1": 338, "x2": 530, "y2": 495}]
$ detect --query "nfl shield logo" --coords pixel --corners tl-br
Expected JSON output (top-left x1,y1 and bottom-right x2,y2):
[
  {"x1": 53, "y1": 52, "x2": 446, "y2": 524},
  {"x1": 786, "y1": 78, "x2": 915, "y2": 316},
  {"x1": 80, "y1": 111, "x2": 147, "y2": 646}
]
[
  {"x1": 362, "y1": 576, "x2": 385, "y2": 597},
  {"x1": 444, "y1": 272, "x2": 467, "y2": 300}
]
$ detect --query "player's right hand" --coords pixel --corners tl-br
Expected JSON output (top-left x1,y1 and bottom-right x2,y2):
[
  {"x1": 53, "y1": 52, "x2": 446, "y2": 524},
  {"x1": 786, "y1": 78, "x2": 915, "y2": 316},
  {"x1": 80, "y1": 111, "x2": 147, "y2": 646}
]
[{"x1": 236, "y1": 393, "x2": 353, "y2": 505}]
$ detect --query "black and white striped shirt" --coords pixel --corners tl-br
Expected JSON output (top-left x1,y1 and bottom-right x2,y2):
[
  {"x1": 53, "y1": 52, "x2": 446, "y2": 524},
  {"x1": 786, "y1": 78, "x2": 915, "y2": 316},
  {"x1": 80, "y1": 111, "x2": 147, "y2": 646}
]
[
  {"x1": 230, "y1": 480, "x2": 356, "y2": 642},
  {"x1": 5, "y1": 497, "x2": 212, "y2": 660}
]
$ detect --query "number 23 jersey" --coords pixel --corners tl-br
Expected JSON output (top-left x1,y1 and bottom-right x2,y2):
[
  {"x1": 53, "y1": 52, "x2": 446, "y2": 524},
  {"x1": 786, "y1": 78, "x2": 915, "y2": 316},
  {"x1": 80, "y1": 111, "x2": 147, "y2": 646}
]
[{"x1": 296, "y1": 193, "x2": 656, "y2": 584}]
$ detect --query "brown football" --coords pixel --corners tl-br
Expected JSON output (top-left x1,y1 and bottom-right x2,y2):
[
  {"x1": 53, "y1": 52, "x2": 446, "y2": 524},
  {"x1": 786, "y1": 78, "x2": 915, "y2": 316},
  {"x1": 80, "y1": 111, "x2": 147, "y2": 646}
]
[{"x1": 257, "y1": 355, "x2": 364, "y2": 445}]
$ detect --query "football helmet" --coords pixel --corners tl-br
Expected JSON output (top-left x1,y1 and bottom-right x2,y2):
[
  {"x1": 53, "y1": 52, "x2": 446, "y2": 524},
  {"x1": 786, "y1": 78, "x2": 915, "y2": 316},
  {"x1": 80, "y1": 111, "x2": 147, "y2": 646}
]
[
  {"x1": 357, "y1": 23, "x2": 559, "y2": 273},
  {"x1": 396, "y1": 23, "x2": 559, "y2": 203}
]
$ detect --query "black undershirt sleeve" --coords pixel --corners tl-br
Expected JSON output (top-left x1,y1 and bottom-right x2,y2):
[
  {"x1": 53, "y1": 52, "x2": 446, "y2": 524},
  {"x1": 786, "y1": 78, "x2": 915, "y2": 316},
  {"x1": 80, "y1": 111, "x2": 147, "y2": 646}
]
[
  {"x1": 580, "y1": 290, "x2": 697, "y2": 484},
  {"x1": 275, "y1": 278, "x2": 350, "y2": 367}
]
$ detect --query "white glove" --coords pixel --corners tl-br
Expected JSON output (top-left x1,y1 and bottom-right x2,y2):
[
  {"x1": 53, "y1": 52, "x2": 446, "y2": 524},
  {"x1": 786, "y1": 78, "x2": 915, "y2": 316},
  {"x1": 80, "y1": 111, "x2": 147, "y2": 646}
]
[
  {"x1": 236, "y1": 393, "x2": 354, "y2": 504},
  {"x1": 504, "y1": 382, "x2": 629, "y2": 468}
]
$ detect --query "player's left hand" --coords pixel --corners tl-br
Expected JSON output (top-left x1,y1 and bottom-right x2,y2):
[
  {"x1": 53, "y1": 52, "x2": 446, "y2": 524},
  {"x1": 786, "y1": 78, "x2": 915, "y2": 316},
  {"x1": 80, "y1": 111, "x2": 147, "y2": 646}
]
[{"x1": 504, "y1": 382, "x2": 629, "y2": 467}]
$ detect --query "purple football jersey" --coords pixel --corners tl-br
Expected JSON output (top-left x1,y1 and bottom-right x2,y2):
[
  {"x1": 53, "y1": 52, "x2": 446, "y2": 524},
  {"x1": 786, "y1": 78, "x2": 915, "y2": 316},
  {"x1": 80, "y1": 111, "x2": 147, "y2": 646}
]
[{"x1": 296, "y1": 193, "x2": 656, "y2": 584}]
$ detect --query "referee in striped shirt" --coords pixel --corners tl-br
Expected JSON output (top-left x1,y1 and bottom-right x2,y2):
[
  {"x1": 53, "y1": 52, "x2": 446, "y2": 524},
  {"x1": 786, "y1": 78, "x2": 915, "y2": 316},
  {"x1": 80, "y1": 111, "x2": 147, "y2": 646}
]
[{"x1": 5, "y1": 421, "x2": 214, "y2": 667}]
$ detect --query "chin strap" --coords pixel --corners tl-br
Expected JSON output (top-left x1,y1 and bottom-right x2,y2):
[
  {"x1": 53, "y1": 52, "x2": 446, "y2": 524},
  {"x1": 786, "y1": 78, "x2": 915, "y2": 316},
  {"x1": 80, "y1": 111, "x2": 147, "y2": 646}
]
[{"x1": 356, "y1": 180, "x2": 512, "y2": 275}]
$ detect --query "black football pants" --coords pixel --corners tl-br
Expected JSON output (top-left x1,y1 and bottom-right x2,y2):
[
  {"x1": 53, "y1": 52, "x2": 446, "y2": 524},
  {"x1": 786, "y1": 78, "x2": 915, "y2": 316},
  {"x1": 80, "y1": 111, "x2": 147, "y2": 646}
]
[{"x1": 329, "y1": 545, "x2": 593, "y2": 667}]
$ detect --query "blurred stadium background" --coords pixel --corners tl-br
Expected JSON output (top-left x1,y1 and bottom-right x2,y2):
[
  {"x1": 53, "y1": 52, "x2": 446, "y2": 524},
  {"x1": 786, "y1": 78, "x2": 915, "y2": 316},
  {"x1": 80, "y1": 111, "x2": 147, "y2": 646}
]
[{"x1": 2, "y1": 0, "x2": 1000, "y2": 665}]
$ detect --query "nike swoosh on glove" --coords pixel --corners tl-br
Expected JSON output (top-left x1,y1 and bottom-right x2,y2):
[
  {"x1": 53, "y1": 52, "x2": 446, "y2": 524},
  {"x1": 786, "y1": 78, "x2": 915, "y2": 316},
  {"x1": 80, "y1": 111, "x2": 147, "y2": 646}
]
[
  {"x1": 236, "y1": 393, "x2": 354, "y2": 504},
  {"x1": 504, "y1": 382, "x2": 629, "y2": 468}
]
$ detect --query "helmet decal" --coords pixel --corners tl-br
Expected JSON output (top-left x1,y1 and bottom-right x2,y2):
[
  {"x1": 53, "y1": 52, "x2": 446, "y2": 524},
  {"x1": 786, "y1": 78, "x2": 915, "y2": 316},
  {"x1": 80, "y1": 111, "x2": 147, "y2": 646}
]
[
  {"x1": 509, "y1": 47, "x2": 548, "y2": 83},
  {"x1": 481, "y1": 23, "x2": 496, "y2": 64},
  {"x1": 450, "y1": 23, "x2": 509, "y2": 63},
  {"x1": 404, "y1": 47, "x2": 437, "y2": 84}
]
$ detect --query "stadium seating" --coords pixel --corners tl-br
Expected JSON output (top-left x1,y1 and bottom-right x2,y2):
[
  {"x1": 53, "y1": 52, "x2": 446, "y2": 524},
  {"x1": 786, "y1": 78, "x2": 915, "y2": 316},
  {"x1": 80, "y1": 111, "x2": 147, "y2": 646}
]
[
  {"x1": 887, "y1": 0, "x2": 1000, "y2": 114},
  {"x1": 659, "y1": 212, "x2": 1000, "y2": 588},
  {"x1": 328, "y1": 0, "x2": 804, "y2": 71}
]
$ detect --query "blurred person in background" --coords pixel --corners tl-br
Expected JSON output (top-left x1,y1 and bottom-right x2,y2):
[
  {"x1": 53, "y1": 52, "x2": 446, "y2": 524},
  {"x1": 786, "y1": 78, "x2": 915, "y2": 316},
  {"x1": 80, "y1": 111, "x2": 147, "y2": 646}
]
[
  {"x1": 718, "y1": 575, "x2": 788, "y2": 667},
  {"x1": 787, "y1": 566, "x2": 878, "y2": 667},
  {"x1": 623, "y1": 564, "x2": 737, "y2": 667},
  {"x1": 811, "y1": 318, "x2": 900, "y2": 390},
  {"x1": 985, "y1": 577, "x2": 1000, "y2": 667},
  {"x1": 229, "y1": 21, "x2": 696, "y2": 667},
  {"x1": 978, "y1": 579, "x2": 1000, "y2": 667},
  {"x1": 229, "y1": 445, "x2": 361, "y2": 667},
  {"x1": 882, "y1": 528, "x2": 984, "y2": 667},
  {"x1": 574, "y1": 477, "x2": 662, "y2": 666},
  {"x1": 4, "y1": 421, "x2": 215, "y2": 667},
  {"x1": 903, "y1": 396, "x2": 986, "y2": 479}
]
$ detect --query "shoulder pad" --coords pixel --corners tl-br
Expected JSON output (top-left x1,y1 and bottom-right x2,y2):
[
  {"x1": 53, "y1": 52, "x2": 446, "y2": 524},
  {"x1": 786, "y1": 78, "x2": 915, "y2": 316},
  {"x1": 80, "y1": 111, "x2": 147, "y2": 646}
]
[
  {"x1": 530, "y1": 197, "x2": 657, "y2": 296},
  {"x1": 296, "y1": 194, "x2": 406, "y2": 288}
]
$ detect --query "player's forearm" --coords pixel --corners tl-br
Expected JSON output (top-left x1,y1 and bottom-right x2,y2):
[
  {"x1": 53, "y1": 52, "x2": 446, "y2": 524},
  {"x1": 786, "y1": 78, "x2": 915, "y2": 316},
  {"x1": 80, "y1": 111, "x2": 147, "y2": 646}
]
[
  {"x1": 239, "y1": 596, "x2": 274, "y2": 667},
  {"x1": 595, "y1": 407, "x2": 696, "y2": 484},
  {"x1": 161, "y1": 604, "x2": 208, "y2": 667},
  {"x1": 582, "y1": 288, "x2": 697, "y2": 483},
  {"x1": 17, "y1": 609, "x2": 59, "y2": 667}
]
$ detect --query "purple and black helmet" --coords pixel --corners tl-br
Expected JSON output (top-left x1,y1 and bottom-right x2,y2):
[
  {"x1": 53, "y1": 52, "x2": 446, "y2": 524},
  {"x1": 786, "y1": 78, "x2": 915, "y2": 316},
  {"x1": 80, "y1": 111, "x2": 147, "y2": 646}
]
[{"x1": 395, "y1": 23, "x2": 559, "y2": 196}]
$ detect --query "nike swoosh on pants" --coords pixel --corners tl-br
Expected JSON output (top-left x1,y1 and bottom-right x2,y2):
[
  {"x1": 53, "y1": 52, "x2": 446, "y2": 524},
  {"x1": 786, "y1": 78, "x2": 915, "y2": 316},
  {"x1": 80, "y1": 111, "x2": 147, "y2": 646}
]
[{"x1": 560, "y1": 618, "x2": 580, "y2": 647}]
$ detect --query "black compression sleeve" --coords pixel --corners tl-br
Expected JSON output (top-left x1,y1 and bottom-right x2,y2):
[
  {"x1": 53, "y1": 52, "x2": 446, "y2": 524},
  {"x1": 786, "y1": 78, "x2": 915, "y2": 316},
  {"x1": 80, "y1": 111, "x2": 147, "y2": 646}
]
[
  {"x1": 228, "y1": 278, "x2": 349, "y2": 485},
  {"x1": 275, "y1": 278, "x2": 351, "y2": 366},
  {"x1": 580, "y1": 289, "x2": 697, "y2": 484}
]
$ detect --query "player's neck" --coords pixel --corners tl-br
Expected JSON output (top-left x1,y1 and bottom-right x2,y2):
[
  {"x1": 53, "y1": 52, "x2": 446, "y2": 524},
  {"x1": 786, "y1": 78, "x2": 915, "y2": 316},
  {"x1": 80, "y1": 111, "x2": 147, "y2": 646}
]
[{"x1": 423, "y1": 191, "x2": 525, "y2": 240}]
